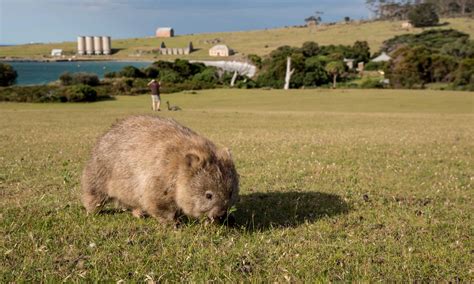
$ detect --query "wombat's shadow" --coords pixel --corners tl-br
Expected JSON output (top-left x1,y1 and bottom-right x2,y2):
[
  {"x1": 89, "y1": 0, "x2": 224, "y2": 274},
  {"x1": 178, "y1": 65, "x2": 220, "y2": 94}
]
[
  {"x1": 232, "y1": 191, "x2": 349, "y2": 230},
  {"x1": 96, "y1": 191, "x2": 349, "y2": 231}
]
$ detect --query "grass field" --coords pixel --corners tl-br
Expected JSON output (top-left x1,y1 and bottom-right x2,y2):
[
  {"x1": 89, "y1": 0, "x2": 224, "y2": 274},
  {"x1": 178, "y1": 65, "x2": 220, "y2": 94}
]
[
  {"x1": 1, "y1": 18, "x2": 473, "y2": 61},
  {"x1": 1, "y1": 89, "x2": 473, "y2": 281}
]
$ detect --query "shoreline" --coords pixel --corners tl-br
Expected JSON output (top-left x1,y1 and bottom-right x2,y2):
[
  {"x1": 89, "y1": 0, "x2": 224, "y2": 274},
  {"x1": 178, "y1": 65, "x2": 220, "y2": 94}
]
[{"x1": 0, "y1": 57, "x2": 154, "y2": 63}]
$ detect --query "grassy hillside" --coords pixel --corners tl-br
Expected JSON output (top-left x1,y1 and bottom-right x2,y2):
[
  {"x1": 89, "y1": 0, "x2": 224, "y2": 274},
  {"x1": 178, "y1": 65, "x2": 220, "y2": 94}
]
[
  {"x1": 1, "y1": 89, "x2": 473, "y2": 281},
  {"x1": 1, "y1": 18, "x2": 473, "y2": 61}
]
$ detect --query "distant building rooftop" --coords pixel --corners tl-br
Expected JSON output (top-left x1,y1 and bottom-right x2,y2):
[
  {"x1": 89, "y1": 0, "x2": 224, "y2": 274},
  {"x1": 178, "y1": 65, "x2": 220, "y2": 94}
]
[
  {"x1": 156, "y1": 27, "x2": 174, "y2": 38},
  {"x1": 51, "y1": 49, "x2": 63, "y2": 56},
  {"x1": 372, "y1": 52, "x2": 391, "y2": 62}
]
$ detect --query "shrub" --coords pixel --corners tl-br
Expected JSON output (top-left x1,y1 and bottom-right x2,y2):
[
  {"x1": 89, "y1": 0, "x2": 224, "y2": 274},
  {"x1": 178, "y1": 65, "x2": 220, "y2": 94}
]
[
  {"x1": 120, "y1": 66, "x2": 145, "y2": 78},
  {"x1": 360, "y1": 78, "x2": 384, "y2": 89},
  {"x1": 0, "y1": 85, "x2": 112, "y2": 102},
  {"x1": 386, "y1": 45, "x2": 433, "y2": 88},
  {"x1": 173, "y1": 59, "x2": 194, "y2": 78},
  {"x1": 431, "y1": 54, "x2": 458, "y2": 83},
  {"x1": 59, "y1": 72, "x2": 73, "y2": 85},
  {"x1": 408, "y1": 3, "x2": 439, "y2": 27},
  {"x1": 441, "y1": 38, "x2": 474, "y2": 59},
  {"x1": 112, "y1": 79, "x2": 134, "y2": 94},
  {"x1": 159, "y1": 69, "x2": 183, "y2": 84},
  {"x1": 144, "y1": 67, "x2": 159, "y2": 78},
  {"x1": 381, "y1": 29, "x2": 468, "y2": 53},
  {"x1": 0, "y1": 63, "x2": 18, "y2": 86},
  {"x1": 59, "y1": 72, "x2": 100, "y2": 86},
  {"x1": 64, "y1": 85, "x2": 97, "y2": 102},
  {"x1": 453, "y1": 58, "x2": 474, "y2": 90},
  {"x1": 364, "y1": 61, "x2": 388, "y2": 71},
  {"x1": 0, "y1": 86, "x2": 60, "y2": 102},
  {"x1": 104, "y1": 71, "x2": 118, "y2": 78},
  {"x1": 236, "y1": 80, "x2": 257, "y2": 89},
  {"x1": 192, "y1": 68, "x2": 218, "y2": 84},
  {"x1": 75, "y1": 72, "x2": 100, "y2": 86},
  {"x1": 247, "y1": 54, "x2": 263, "y2": 69}
]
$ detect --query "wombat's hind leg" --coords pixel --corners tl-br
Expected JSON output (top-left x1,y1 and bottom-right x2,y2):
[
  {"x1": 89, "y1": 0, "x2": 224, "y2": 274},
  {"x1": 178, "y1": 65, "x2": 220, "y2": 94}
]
[{"x1": 147, "y1": 208, "x2": 177, "y2": 225}]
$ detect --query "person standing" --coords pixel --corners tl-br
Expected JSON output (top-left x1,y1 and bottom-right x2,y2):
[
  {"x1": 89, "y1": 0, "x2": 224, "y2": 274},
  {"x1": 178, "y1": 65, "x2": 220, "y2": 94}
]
[{"x1": 147, "y1": 79, "x2": 161, "y2": 111}]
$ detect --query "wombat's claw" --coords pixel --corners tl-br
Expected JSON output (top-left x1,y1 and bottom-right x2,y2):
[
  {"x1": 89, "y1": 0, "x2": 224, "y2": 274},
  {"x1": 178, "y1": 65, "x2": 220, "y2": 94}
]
[
  {"x1": 204, "y1": 218, "x2": 216, "y2": 226},
  {"x1": 132, "y1": 208, "x2": 145, "y2": 218}
]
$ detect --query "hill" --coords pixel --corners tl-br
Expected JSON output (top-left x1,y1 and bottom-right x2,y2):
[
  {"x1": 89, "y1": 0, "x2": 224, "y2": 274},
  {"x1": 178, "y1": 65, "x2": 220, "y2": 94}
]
[{"x1": 0, "y1": 18, "x2": 473, "y2": 61}]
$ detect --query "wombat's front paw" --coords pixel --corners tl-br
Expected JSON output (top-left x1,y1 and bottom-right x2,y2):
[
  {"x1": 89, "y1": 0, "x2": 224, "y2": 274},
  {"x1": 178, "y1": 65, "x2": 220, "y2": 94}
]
[{"x1": 132, "y1": 208, "x2": 146, "y2": 218}]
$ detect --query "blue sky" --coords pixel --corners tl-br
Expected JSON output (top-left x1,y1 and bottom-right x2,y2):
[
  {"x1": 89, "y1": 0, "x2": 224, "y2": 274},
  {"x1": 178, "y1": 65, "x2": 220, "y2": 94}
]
[{"x1": 0, "y1": 0, "x2": 370, "y2": 44}]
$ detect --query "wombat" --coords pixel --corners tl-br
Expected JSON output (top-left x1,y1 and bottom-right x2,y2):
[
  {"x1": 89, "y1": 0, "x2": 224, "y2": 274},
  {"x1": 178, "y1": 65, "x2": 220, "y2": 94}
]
[{"x1": 81, "y1": 115, "x2": 239, "y2": 224}]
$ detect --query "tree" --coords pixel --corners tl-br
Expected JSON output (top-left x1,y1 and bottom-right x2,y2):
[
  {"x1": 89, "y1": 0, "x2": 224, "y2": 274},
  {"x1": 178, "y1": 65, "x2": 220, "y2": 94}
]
[
  {"x1": 284, "y1": 57, "x2": 295, "y2": 90},
  {"x1": 426, "y1": 0, "x2": 474, "y2": 16},
  {"x1": 386, "y1": 45, "x2": 433, "y2": 88},
  {"x1": 366, "y1": 0, "x2": 412, "y2": 19},
  {"x1": 301, "y1": 41, "x2": 320, "y2": 57},
  {"x1": 351, "y1": 41, "x2": 371, "y2": 63},
  {"x1": 304, "y1": 57, "x2": 329, "y2": 86},
  {"x1": 304, "y1": 11, "x2": 323, "y2": 26},
  {"x1": 441, "y1": 38, "x2": 474, "y2": 59},
  {"x1": 431, "y1": 54, "x2": 458, "y2": 82},
  {"x1": 325, "y1": 61, "x2": 346, "y2": 88},
  {"x1": 408, "y1": 3, "x2": 439, "y2": 27},
  {"x1": 0, "y1": 63, "x2": 18, "y2": 86},
  {"x1": 453, "y1": 58, "x2": 474, "y2": 90},
  {"x1": 381, "y1": 29, "x2": 469, "y2": 53}
]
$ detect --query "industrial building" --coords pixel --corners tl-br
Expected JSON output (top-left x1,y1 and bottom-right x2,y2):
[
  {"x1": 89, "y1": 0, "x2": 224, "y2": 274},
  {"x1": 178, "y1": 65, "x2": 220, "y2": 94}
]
[
  {"x1": 77, "y1": 36, "x2": 112, "y2": 55},
  {"x1": 156, "y1": 27, "x2": 174, "y2": 38}
]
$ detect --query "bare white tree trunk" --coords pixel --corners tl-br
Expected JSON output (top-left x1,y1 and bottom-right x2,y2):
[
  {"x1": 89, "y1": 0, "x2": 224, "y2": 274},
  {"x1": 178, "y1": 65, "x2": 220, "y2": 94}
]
[
  {"x1": 459, "y1": 0, "x2": 467, "y2": 15},
  {"x1": 230, "y1": 71, "x2": 238, "y2": 87},
  {"x1": 284, "y1": 56, "x2": 295, "y2": 90}
]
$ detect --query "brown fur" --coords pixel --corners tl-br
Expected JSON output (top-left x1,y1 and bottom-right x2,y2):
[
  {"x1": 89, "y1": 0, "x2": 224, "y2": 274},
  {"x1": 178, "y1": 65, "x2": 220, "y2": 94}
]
[{"x1": 81, "y1": 115, "x2": 239, "y2": 224}]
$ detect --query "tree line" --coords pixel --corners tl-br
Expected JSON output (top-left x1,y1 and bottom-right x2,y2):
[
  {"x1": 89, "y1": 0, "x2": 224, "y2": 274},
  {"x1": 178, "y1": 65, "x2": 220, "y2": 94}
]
[{"x1": 367, "y1": 0, "x2": 474, "y2": 19}]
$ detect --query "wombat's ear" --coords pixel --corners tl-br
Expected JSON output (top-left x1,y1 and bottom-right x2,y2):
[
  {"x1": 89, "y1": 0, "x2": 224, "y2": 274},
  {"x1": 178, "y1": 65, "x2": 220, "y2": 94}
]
[{"x1": 185, "y1": 153, "x2": 205, "y2": 171}]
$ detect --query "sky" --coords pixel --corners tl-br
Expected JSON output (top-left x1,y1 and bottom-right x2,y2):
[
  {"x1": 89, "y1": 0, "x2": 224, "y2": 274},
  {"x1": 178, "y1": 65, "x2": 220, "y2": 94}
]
[{"x1": 0, "y1": 0, "x2": 370, "y2": 44}]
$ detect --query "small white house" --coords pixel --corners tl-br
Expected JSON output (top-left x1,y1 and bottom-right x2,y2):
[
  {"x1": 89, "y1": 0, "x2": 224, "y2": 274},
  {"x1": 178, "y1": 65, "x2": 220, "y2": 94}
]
[
  {"x1": 51, "y1": 49, "x2": 63, "y2": 57},
  {"x1": 209, "y1": 45, "x2": 233, "y2": 57},
  {"x1": 372, "y1": 52, "x2": 391, "y2": 62},
  {"x1": 343, "y1": 58, "x2": 355, "y2": 69}
]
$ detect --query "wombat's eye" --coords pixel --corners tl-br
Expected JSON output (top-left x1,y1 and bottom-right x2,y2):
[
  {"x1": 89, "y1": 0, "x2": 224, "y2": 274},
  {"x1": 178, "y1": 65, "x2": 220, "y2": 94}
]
[{"x1": 205, "y1": 192, "x2": 213, "y2": 200}]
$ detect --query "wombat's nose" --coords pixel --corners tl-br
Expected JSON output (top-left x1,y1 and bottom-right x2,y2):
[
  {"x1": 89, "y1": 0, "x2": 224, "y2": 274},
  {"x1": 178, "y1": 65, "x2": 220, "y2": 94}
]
[{"x1": 216, "y1": 209, "x2": 227, "y2": 218}]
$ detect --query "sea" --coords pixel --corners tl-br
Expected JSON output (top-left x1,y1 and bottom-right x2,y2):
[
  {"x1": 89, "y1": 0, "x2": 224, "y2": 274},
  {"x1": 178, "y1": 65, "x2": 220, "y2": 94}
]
[{"x1": 6, "y1": 61, "x2": 152, "y2": 86}]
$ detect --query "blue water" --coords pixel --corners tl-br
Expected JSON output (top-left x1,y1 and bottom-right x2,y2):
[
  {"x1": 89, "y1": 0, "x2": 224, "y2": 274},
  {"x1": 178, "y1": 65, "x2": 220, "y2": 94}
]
[{"x1": 8, "y1": 61, "x2": 152, "y2": 85}]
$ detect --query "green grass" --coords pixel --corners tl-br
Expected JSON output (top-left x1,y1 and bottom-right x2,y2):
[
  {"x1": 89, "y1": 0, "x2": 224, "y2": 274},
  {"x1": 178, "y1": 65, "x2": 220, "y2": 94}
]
[
  {"x1": 1, "y1": 89, "x2": 473, "y2": 281},
  {"x1": 1, "y1": 18, "x2": 473, "y2": 61}
]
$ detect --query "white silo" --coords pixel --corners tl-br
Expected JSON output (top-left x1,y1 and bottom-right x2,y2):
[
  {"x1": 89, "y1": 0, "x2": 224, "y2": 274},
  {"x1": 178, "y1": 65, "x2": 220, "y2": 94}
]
[
  {"x1": 85, "y1": 36, "x2": 94, "y2": 55},
  {"x1": 102, "y1": 36, "x2": 111, "y2": 55},
  {"x1": 93, "y1": 36, "x2": 102, "y2": 55},
  {"x1": 77, "y1": 36, "x2": 85, "y2": 55}
]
